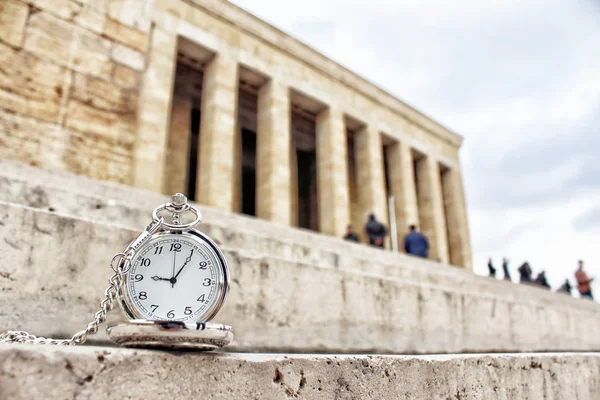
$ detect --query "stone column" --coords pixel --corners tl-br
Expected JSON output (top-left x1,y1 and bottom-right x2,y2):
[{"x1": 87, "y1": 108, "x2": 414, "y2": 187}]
[
  {"x1": 197, "y1": 55, "x2": 238, "y2": 210},
  {"x1": 415, "y1": 155, "x2": 449, "y2": 263},
  {"x1": 163, "y1": 95, "x2": 191, "y2": 195},
  {"x1": 354, "y1": 126, "x2": 388, "y2": 239},
  {"x1": 132, "y1": 27, "x2": 177, "y2": 192},
  {"x1": 386, "y1": 141, "x2": 419, "y2": 251},
  {"x1": 256, "y1": 80, "x2": 291, "y2": 224},
  {"x1": 316, "y1": 107, "x2": 350, "y2": 237},
  {"x1": 442, "y1": 166, "x2": 472, "y2": 269}
]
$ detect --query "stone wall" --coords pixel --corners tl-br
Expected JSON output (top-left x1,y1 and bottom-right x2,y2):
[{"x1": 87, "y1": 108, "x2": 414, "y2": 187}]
[{"x1": 0, "y1": 0, "x2": 151, "y2": 184}]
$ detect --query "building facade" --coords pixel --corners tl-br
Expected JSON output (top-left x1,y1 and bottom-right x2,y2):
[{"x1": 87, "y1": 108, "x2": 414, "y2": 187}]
[{"x1": 0, "y1": 0, "x2": 471, "y2": 268}]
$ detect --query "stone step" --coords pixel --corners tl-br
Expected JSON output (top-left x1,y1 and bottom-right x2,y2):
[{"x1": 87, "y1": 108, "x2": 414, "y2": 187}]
[
  {"x1": 0, "y1": 160, "x2": 569, "y2": 299},
  {"x1": 1, "y1": 344, "x2": 599, "y2": 399},
  {"x1": 2, "y1": 201, "x2": 600, "y2": 354}
]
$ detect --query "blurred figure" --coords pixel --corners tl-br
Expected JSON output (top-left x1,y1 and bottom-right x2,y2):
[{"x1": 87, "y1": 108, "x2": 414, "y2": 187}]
[
  {"x1": 534, "y1": 271, "x2": 550, "y2": 289},
  {"x1": 557, "y1": 279, "x2": 572, "y2": 295},
  {"x1": 343, "y1": 224, "x2": 360, "y2": 243},
  {"x1": 518, "y1": 262, "x2": 533, "y2": 284},
  {"x1": 403, "y1": 225, "x2": 429, "y2": 258},
  {"x1": 487, "y1": 258, "x2": 496, "y2": 278},
  {"x1": 502, "y1": 257, "x2": 512, "y2": 281},
  {"x1": 365, "y1": 213, "x2": 387, "y2": 248},
  {"x1": 575, "y1": 260, "x2": 594, "y2": 300}
]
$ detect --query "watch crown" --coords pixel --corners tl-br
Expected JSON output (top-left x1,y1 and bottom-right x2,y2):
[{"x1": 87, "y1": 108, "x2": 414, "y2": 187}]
[{"x1": 171, "y1": 193, "x2": 187, "y2": 207}]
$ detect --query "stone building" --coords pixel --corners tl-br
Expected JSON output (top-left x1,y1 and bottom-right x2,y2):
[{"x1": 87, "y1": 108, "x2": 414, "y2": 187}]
[{"x1": 0, "y1": 0, "x2": 471, "y2": 268}]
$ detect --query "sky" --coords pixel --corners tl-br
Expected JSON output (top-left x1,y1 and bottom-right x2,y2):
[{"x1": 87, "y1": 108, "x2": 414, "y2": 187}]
[{"x1": 231, "y1": 0, "x2": 600, "y2": 293}]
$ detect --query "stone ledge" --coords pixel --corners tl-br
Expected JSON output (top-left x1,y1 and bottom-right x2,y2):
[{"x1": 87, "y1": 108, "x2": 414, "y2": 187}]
[
  {"x1": 1, "y1": 345, "x2": 599, "y2": 399},
  {"x1": 1, "y1": 200, "x2": 600, "y2": 354},
  {"x1": 0, "y1": 159, "x2": 563, "y2": 295}
]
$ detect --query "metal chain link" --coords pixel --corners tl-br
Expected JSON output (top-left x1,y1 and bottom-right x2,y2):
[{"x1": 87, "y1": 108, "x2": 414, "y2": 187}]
[{"x1": 0, "y1": 217, "x2": 164, "y2": 346}]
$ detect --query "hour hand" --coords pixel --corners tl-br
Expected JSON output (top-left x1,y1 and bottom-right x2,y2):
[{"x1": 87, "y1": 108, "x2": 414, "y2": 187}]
[{"x1": 152, "y1": 276, "x2": 170, "y2": 281}]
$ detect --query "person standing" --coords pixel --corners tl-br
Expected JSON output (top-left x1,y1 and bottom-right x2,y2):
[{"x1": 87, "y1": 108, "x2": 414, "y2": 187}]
[
  {"x1": 487, "y1": 258, "x2": 496, "y2": 278},
  {"x1": 364, "y1": 214, "x2": 387, "y2": 248},
  {"x1": 403, "y1": 225, "x2": 429, "y2": 258},
  {"x1": 343, "y1": 224, "x2": 360, "y2": 243},
  {"x1": 518, "y1": 262, "x2": 533, "y2": 284},
  {"x1": 502, "y1": 257, "x2": 512, "y2": 281},
  {"x1": 534, "y1": 271, "x2": 550, "y2": 289},
  {"x1": 575, "y1": 260, "x2": 594, "y2": 300},
  {"x1": 557, "y1": 279, "x2": 572, "y2": 295}
]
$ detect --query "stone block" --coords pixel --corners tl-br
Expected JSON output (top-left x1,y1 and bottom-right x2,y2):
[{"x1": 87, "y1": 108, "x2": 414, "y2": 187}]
[
  {"x1": 107, "y1": 0, "x2": 152, "y2": 32},
  {"x1": 0, "y1": 111, "x2": 64, "y2": 171},
  {"x1": 64, "y1": 99, "x2": 136, "y2": 144},
  {"x1": 74, "y1": 3, "x2": 106, "y2": 34},
  {"x1": 111, "y1": 43, "x2": 145, "y2": 71},
  {"x1": 71, "y1": 73, "x2": 138, "y2": 113},
  {"x1": 1, "y1": 346, "x2": 600, "y2": 399},
  {"x1": 24, "y1": 12, "x2": 113, "y2": 79},
  {"x1": 24, "y1": 0, "x2": 81, "y2": 20},
  {"x1": 63, "y1": 128, "x2": 133, "y2": 184},
  {"x1": 1, "y1": 201, "x2": 600, "y2": 354},
  {"x1": 112, "y1": 63, "x2": 140, "y2": 88},
  {"x1": 23, "y1": 11, "x2": 75, "y2": 64},
  {"x1": 0, "y1": 43, "x2": 67, "y2": 123},
  {"x1": 0, "y1": 0, "x2": 29, "y2": 48},
  {"x1": 104, "y1": 17, "x2": 148, "y2": 52}
]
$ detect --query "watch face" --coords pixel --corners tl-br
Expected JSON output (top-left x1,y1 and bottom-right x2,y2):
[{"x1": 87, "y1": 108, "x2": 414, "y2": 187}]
[{"x1": 123, "y1": 231, "x2": 228, "y2": 323}]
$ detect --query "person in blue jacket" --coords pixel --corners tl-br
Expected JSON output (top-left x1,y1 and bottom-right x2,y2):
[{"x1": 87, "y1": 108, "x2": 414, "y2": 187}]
[{"x1": 403, "y1": 225, "x2": 429, "y2": 258}]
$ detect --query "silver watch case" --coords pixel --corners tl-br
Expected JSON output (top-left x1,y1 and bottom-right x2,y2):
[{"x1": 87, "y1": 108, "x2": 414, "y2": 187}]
[
  {"x1": 107, "y1": 320, "x2": 233, "y2": 350},
  {"x1": 109, "y1": 228, "x2": 233, "y2": 350}
]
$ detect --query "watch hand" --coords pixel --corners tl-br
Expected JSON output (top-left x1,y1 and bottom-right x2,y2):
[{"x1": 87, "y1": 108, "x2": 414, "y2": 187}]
[
  {"x1": 171, "y1": 247, "x2": 177, "y2": 288},
  {"x1": 151, "y1": 276, "x2": 170, "y2": 281},
  {"x1": 173, "y1": 250, "x2": 194, "y2": 281}
]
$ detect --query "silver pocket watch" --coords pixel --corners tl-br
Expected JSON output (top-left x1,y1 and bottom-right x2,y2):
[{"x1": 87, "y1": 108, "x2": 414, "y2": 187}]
[{"x1": 0, "y1": 194, "x2": 233, "y2": 350}]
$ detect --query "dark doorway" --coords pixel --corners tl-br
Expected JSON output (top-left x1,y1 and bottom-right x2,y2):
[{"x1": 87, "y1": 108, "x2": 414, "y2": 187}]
[
  {"x1": 297, "y1": 149, "x2": 317, "y2": 230},
  {"x1": 241, "y1": 128, "x2": 257, "y2": 216},
  {"x1": 186, "y1": 107, "x2": 201, "y2": 201}
]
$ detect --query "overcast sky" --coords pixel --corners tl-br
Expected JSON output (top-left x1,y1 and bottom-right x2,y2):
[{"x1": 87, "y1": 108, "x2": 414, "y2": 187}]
[{"x1": 232, "y1": 0, "x2": 600, "y2": 293}]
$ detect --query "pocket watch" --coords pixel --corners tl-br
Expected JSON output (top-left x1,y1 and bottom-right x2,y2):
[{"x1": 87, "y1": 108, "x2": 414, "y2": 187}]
[{"x1": 0, "y1": 194, "x2": 233, "y2": 350}]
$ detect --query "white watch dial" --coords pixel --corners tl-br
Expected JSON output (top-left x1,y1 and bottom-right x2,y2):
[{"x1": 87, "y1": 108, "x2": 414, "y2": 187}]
[{"x1": 125, "y1": 233, "x2": 225, "y2": 322}]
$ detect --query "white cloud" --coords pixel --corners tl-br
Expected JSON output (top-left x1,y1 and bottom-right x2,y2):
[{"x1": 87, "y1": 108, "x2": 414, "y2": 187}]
[{"x1": 232, "y1": 0, "x2": 600, "y2": 295}]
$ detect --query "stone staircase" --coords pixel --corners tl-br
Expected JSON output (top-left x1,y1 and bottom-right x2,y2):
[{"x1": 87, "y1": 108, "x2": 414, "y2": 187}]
[
  {"x1": 1, "y1": 160, "x2": 600, "y2": 398},
  {"x1": 2, "y1": 345, "x2": 599, "y2": 399}
]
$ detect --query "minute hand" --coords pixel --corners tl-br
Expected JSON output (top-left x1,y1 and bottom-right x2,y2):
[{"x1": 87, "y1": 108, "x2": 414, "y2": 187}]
[{"x1": 173, "y1": 250, "x2": 194, "y2": 281}]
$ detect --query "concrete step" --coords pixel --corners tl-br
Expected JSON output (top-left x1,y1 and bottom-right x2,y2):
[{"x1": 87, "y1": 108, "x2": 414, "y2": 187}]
[
  {"x1": 1, "y1": 344, "x2": 599, "y2": 399},
  {"x1": 2, "y1": 201, "x2": 600, "y2": 354},
  {"x1": 0, "y1": 160, "x2": 571, "y2": 299}
]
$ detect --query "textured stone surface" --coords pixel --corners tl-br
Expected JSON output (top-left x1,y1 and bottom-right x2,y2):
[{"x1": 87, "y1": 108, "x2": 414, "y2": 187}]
[
  {"x1": 132, "y1": 25, "x2": 177, "y2": 191},
  {"x1": 1, "y1": 345, "x2": 600, "y2": 399},
  {"x1": 111, "y1": 43, "x2": 145, "y2": 71},
  {"x1": 0, "y1": 0, "x2": 29, "y2": 48},
  {"x1": 104, "y1": 17, "x2": 149, "y2": 52},
  {"x1": 0, "y1": 160, "x2": 578, "y2": 295},
  {"x1": 316, "y1": 107, "x2": 351, "y2": 237},
  {"x1": 256, "y1": 80, "x2": 292, "y2": 224},
  {"x1": 442, "y1": 167, "x2": 472, "y2": 269},
  {"x1": 354, "y1": 125, "x2": 388, "y2": 228},
  {"x1": 197, "y1": 54, "x2": 238, "y2": 211},
  {"x1": 415, "y1": 155, "x2": 448, "y2": 263},
  {"x1": 0, "y1": 43, "x2": 67, "y2": 123},
  {"x1": 1, "y1": 197, "x2": 600, "y2": 353},
  {"x1": 386, "y1": 141, "x2": 420, "y2": 248}
]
